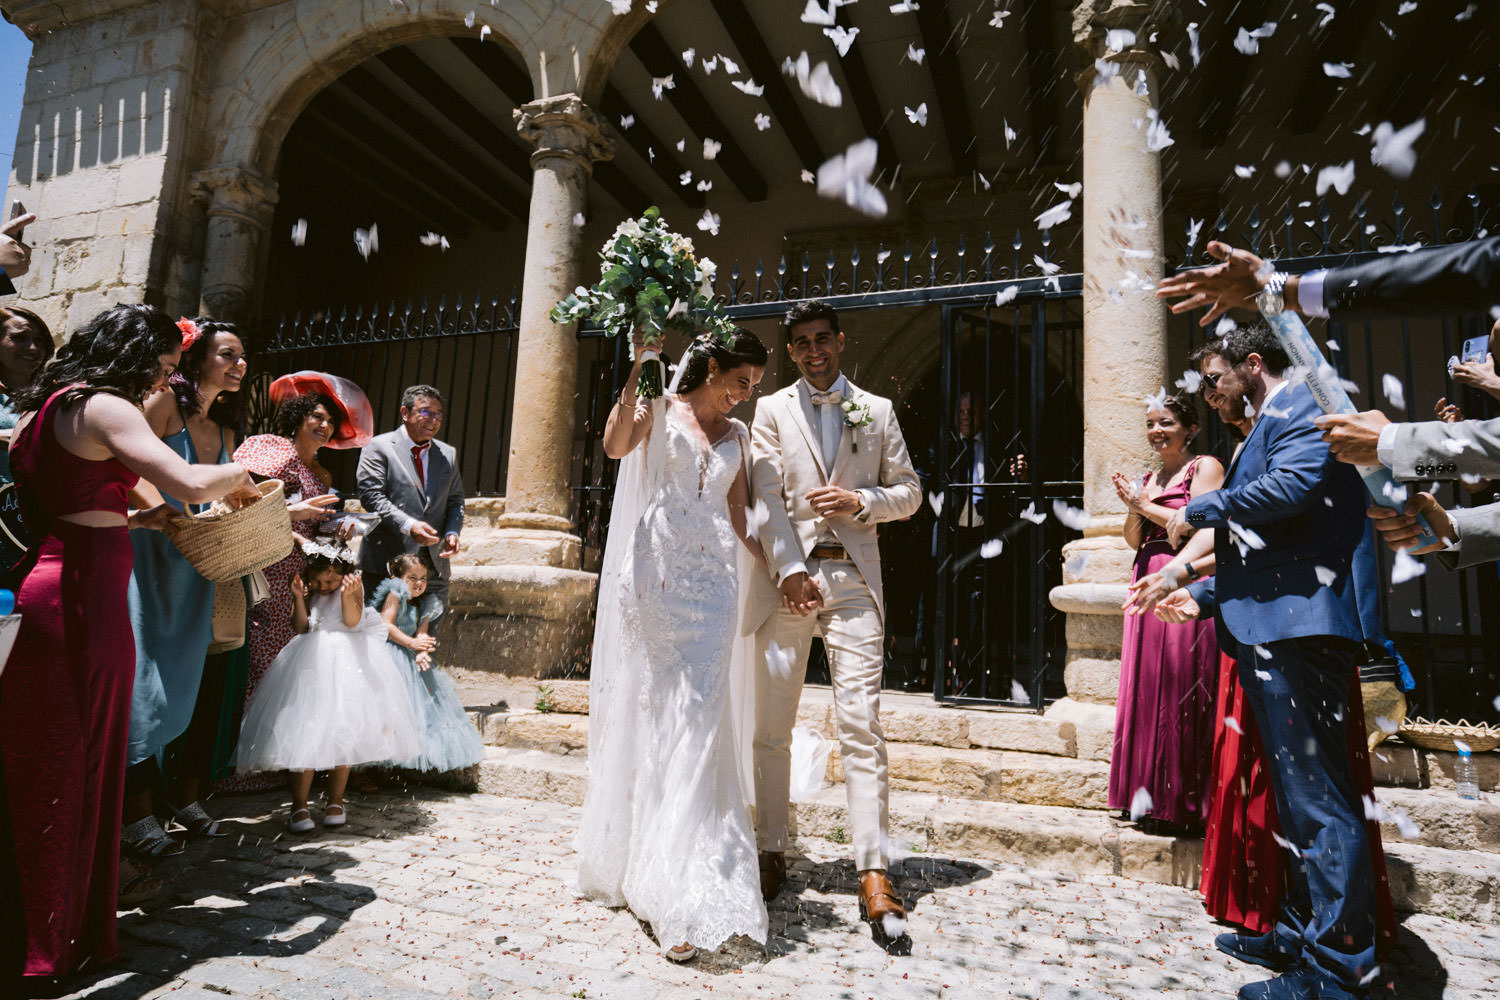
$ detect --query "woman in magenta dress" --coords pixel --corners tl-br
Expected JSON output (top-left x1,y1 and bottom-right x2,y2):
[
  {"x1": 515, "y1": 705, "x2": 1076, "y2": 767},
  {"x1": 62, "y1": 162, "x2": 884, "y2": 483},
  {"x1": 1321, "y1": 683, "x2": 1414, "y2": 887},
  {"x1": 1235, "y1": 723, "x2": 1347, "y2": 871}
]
[
  {"x1": 215, "y1": 386, "x2": 366, "y2": 792},
  {"x1": 0, "y1": 305, "x2": 254, "y2": 994},
  {"x1": 1107, "y1": 394, "x2": 1224, "y2": 833}
]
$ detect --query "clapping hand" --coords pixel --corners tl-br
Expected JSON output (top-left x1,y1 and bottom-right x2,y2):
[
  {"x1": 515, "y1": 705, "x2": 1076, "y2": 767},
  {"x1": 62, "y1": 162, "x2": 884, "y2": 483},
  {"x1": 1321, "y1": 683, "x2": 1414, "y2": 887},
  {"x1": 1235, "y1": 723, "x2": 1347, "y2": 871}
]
[
  {"x1": 1152, "y1": 590, "x2": 1201, "y2": 624},
  {"x1": 1156, "y1": 241, "x2": 1268, "y2": 326},
  {"x1": 1123, "y1": 566, "x2": 1181, "y2": 616},
  {"x1": 290, "y1": 574, "x2": 307, "y2": 600},
  {"x1": 341, "y1": 573, "x2": 364, "y2": 603},
  {"x1": 1111, "y1": 472, "x2": 1143, "y2": 513}
]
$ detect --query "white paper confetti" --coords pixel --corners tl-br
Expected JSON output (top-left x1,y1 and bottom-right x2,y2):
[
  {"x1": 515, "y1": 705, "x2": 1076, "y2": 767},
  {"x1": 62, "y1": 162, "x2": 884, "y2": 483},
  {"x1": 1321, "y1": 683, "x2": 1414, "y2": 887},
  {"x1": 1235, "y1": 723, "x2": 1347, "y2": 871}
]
[
  {"x1": 989, "y1": 9, "x2": 1010, "y2": 27},
  {"x1": 1033, "y1": 255, "x2": 1062, "y2": 276},
  {"x1": 1234, "y1": 164, "x2": 1256, "y2": 178},
  {"x1": 1382, "y1": 373, "x2": 1406, "y2": 410},
  {"x1": 1003, "y1": 120, "x2": 1017, "y2": 147},
  {"x1": 1316, "y1": 3, "x2": 1336, "y2": 27},
  {"x1": 1391, "y1": 549, "x2": 1425, "y2": 584},
  {"x1": 1129, "y1": 787, "x2": 1154, "y2": 821},
  {"x1": 786, "y1": 52, "x2": 844, "y2": 107},
  {"x1": 801, "y1": 0, "x2": 836, "y2": 25},
  {"x1": 719, "y1": 54, "x2": 741, "y2": 75},
  {"x1": 928, "y1": 491, "x2": 945, "y2": 517},
  {"x1": 1019, "y1": 502, "x2": 1047, "y2": 525},
  {"x1": 906, "y1": 43, "x2": 926, "y2": 64},
  {"x1": 1316, "y1": 160, "x2": 1356, "y2": 196},
  {"x1": 816, "y1": 138, "x2": 886, "y2": 216},
  {"x1": 904, "y1": 103, "x2": 928, "y2": 126},
  {"x1": 696, "y1": 210, "x2": 721, "y2": 236},
  {"x1": 754, "y1": 113, "x2": 771, "y2": 131},
  {"x1": 1034, "y1": 199, "x2": 1073, "y2": 230},
  {"x1": 1187, "y1": 22, "x2": 1201, "y2": 66},
  {"x1": 1175, "y1": 369, "x2": 1203, "y2": 394},
  {"x1": 1315, "y1": 565, "x2": 1337, "y2": 587},
  {"x1": 881, "y1": 914, "x2": 909, "y2": 939},
  {"x1": 353, "y1": 223, "x2": 378, "y2": 261},
  {"x1": 619, "y1": 113, "x2": 635, "y2": 130},
  {"x1": 418, "y1": 231, "x2": 450, "y2": 250},
  {"x1": 1363, "y1": 794, "x2": 1421, "y2": 838},
  {"x1": 731, "y1": 78, "x2": 764, "y2": 96},
  {"x1": 681, "y1": 47, "x2": 695, "y2": 69},
  {"x1": 464, "y1": 10, "x2": 475, "y2": 28},
  {"x1": 995, "y1": 286, "x2": 1019, "y2": 307},
  {"x1": 1054, "y1": 180, "x2": 1083, "y2": 199},
  {"x1": 572, "y1": 212, "x2": 586, "y2": 227},
  {"x1": 1052, "y1": 501, "x2": 1091, "y2": 531},
  {"x1": 1323, "y1": 62, "x2": 1353, "y2": 78},
  {"x1": 1370, "y1": 118, "x2": 1425, "y2": 179},
  {"x1": 1010, "y1": 680, "x2": 1029, "y2": 703},
  {"x1": 291, "y1": 218, "x2": 308, "y2": 246},
  {"x1": 980, "y1": 538, "x2": 1004, "y2": 558},
  {"x1": 890, "y1": 0, "x2": 920, "y2": 12},
  {"x1": 1224, "y1": 716, "x2": 1244, "y2": 735},
  {"x1": 1233, "y1": 21, "x2": 1278, "y2": 56},
  {"x1": 703, "y1": 138, "x2": 721, "y2": 160},
  {"x1": 824, "y1": 25, "x2": 859, "y2": 57},
  {"x1": 1142, "y1": 108, "x2": 1174, "y2": 151},
  {"x1": 651, "y1": 74, "x2": 675, "y2": 99}
]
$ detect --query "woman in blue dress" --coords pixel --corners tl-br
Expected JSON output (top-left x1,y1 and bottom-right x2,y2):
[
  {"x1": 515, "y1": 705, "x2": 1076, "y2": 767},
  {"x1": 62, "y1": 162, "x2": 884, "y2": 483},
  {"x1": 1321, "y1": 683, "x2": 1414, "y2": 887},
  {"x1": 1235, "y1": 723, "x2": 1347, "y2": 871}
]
[
  {"x1": 372, "y1": 553, "x2": 484, "y2": 775},
  {"x1": 119, "y1": 319, "x2": 250, "y2": 858}
]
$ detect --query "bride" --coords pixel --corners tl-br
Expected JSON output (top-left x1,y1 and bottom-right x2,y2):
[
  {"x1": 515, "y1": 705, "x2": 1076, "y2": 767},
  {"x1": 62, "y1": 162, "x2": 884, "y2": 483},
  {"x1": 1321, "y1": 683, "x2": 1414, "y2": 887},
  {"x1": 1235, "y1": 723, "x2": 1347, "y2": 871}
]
[{"x1": 577, "y1": 327, "x2": 771, "y2": 961}]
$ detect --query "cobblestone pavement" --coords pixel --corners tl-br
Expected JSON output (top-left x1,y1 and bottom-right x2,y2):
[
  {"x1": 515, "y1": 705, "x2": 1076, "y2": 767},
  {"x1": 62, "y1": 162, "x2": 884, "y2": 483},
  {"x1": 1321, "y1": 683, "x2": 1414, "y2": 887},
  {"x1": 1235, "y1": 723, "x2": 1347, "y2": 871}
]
[{"x1": 61, "y1": 788, "x2": 1499, "y2": 1000}]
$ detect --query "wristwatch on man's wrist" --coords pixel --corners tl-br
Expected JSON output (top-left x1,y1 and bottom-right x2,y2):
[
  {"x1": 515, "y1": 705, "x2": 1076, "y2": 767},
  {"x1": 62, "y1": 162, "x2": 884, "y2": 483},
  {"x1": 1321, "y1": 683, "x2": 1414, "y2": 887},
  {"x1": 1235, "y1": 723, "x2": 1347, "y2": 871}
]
[
  {"x1": 1182, "y1": 561, "x2": 1200, "y2": 582},
  {"x1": 1256, "y1": 270, "x2": 1289, "y2": 316}
]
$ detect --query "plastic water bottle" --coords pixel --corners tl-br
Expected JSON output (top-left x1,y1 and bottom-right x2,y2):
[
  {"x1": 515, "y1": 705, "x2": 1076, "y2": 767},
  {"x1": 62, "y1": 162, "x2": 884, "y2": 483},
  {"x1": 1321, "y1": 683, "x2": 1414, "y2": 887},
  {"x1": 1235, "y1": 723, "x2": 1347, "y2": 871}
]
[
  {"x1": 1456, "y1": 747, "x2": 1480, "y2": 801},
  {"x1": 0, "y1": 589, "x2": 13, "y2": 615}
]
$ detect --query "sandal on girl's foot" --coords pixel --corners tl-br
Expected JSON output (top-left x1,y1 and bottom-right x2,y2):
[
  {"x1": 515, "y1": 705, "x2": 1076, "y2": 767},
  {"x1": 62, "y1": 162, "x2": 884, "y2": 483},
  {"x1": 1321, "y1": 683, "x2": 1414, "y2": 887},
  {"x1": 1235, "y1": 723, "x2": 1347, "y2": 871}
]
[
  {"x1": 288, "y1": 807, "x2": 316, "y2": 834},
  {"x1": 117, "y1": 857, "x2": 164, "y2": 909},
  {"x1": 665, "y1": 943, "x2": 697, "y2": 963},
  {"x1": 169, "y1": 801, "x2": 226, "y2": 838},
  {"x1": 322, "y1": 804, "x2": 347, "y2": 828},
  {"x1": 122, "y1": 816, "x2": 186, "y2": 859}
]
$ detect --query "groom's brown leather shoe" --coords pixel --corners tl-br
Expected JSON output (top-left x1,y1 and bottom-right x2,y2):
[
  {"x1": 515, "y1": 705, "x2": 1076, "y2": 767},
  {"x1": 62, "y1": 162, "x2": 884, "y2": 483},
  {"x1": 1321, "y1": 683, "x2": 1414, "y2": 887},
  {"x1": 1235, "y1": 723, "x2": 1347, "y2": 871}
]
[
  {"x1": 759, "y1": 851, "x2": 785, "y2": 901},
  {"x1": 857, "y1": 869, "x2": 905, "y2": 924}
]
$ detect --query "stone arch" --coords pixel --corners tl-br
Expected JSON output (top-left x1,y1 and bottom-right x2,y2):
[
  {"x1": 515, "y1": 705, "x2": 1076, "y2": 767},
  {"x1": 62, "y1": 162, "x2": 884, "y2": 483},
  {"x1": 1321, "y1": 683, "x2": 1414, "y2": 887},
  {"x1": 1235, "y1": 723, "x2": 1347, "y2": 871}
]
[
  {"x1": 576, "y1": 0, "x2": 682, "y2": 105},
  {"x1": 202, "y1": 1, "x2": 608, "y2": 181}
]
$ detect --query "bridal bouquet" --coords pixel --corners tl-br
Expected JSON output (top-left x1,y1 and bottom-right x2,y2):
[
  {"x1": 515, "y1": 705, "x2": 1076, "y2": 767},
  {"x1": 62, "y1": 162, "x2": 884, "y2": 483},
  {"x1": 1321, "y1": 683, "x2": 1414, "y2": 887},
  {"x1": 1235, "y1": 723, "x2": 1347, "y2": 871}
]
[{"x1": 550, "y1": 206, "x2": 733, "y2": 398}]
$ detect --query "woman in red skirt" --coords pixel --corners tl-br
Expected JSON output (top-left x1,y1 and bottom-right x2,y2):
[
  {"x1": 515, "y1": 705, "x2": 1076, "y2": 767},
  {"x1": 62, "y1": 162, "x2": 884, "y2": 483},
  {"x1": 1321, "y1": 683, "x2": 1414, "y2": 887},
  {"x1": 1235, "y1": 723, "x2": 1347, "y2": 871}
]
[{"x1": 0, "y1": 305, "x2": 253, "y2": 996}]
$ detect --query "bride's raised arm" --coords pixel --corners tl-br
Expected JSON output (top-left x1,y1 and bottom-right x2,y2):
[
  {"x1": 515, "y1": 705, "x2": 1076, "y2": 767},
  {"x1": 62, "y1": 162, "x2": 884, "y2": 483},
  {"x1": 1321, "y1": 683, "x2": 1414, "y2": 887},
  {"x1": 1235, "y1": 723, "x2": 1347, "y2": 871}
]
[{"x1": 603, "y1": 330, "x2": 655, "y2": 459}]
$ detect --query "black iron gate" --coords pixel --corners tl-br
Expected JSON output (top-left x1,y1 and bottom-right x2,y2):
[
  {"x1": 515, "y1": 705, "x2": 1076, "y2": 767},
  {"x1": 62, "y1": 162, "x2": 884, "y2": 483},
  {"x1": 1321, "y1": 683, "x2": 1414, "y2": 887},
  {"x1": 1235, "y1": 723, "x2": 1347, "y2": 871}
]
[{"x1": 572, "y1": 235, "x2": 1088, "y2": 709}]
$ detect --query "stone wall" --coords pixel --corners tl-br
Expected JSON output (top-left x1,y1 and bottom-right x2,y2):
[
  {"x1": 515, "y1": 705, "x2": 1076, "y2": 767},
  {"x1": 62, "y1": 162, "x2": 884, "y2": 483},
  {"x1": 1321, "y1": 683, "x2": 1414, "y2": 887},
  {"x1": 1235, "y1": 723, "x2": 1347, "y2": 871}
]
[{"x1": 5, "y1": 0, "x2": 209, "y2": 334}]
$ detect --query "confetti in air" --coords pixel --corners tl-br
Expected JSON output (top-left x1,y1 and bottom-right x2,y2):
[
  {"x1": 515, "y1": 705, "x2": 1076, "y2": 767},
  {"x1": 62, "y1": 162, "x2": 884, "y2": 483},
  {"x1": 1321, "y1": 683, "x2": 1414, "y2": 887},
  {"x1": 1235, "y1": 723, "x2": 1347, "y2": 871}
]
[
  {"x1": 1129, "y1": 787, "x2": 1153, "y2": 821},
  {"x1": 651, "y1": 74, "x2": 674, "y2": 99},
  {"x1": 824, "y1": 25, "x2": 859, "y2": 56},
  {"x1": 1233, "y1": 21, "x2": 1278, "y2": 56},
  {"x1": 801, "y1": 0, "x2": 836, "y2": 25},
  {"x1": 989, "y1": 9, "x2": 1010, "y2": 27},
  {"x1": 1224, "y1": 716, "x2": 1244, "y2": 735},
  {"x1": 786, "y1": 52, "x2": 844, "y2": 107},
  {"x1": 1035, "y1": 200, "x2": 1073, "y2": 229},
  {"x1": 1316, "y1": 2, "x2": 1336, "y2": 27},
  {"x1": 995, "y1": 286, "x2": 1019, "y2": 306},
  {"x1": 353, "y1": 223, "x2": 378, "y2": 261},
  {"x1": 816, "y1": 138, "x2": 887, "y2": 216},
  {"x1": 889, "y1": 0, "x2": 920, "y2": 12},
  {"x1": 703, "y1": 138, "x2": 722, "y2": 160},
  {"x1": 881, "y1": 914, "x2": 909, "y2": 939},
  {"x1": 1315, "y1": 161, "x2": 1356, "y2": 196},
  {"x1": 1391, "y1": 549, "x2": 1426, "y2": 584},
  {"x1": 1382, "y1": 373, "x2": 1406, "y2": 410},
  {"x1": 291, "y1": 218, "x2": 308, "y2": 246},
  {"x1": 1019, "y1": 502, "x2": 1047, "y2": 525},
  {"x1": 906, "y1": 43, "x2": 926, "y2": 65},
  {"x1": 732, "y1": 78, "x2": 765, "y2": 96},
  {"x1": 755, "y1": 113, "x2": 771, "y2": 131},
  {"x1": 1370, "y1": 118, "x2": 1426, "y2": 179},
  {"x1": 1315, "y1": 566, "x2": 1337, "y2": 587},
  {"x1": 980, "y1": 538, "x2": 1004, "y2": 558},
  {"x1": 419, "y1": 231, "x2": 450, "y2": 250},
  {"x1": 904, "y1": 103, "x2": 928, "y2": 127},
  {"x1": 696, "y1": 210, "x2": 721, "y2": 236},
  {"x1": 927, "y1": 491, "x2": 945, "y2": 517},
  {"x1": 619, "y1": 114, "x2": 635, "y2": 129},
  {"x1": 1051, "y1": 501, "x2": 1091, "y2": 531},
  {"x1": 1323, "y1": 62, "x2": 1353, "y2": 78}
]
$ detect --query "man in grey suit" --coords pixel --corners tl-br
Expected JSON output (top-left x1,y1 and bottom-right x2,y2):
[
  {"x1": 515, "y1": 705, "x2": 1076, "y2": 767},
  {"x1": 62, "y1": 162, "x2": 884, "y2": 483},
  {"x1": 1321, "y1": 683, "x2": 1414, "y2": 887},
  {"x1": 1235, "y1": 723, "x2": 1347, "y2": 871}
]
[{"x1": 357, "y1": 385, "x2": 465, "y2": 623}]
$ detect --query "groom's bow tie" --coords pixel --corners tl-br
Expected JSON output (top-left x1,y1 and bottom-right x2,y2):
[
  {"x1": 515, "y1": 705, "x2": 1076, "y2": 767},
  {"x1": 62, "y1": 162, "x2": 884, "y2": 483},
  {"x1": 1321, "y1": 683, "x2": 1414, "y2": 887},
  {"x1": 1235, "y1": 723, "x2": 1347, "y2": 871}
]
[{"x1": 810, "y1": 389, "x2": 843, "y2": 406}]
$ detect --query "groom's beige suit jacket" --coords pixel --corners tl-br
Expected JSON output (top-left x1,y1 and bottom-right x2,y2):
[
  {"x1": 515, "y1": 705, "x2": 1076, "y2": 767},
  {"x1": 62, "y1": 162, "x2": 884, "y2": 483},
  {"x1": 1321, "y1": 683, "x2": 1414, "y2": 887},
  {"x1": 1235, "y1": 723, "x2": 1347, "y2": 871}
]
[{"x1": 744, "y1": 378, "x2": 922, "y2": 634}]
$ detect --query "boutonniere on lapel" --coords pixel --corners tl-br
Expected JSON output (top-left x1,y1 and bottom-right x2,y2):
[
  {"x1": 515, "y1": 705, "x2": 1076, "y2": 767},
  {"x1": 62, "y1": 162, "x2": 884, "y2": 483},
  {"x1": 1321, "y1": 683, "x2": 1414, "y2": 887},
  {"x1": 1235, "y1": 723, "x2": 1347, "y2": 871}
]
[{"x1": 841, "y1": 393, "x2": 874, "y2": 451}]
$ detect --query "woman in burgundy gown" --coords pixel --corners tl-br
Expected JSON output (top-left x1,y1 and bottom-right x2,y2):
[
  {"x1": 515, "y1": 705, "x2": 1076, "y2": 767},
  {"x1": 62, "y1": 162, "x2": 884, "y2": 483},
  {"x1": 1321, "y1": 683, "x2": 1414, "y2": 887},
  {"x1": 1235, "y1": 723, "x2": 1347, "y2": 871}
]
[
  {"x1": 0, "y1": 305, "x2": 253, "y2": 994},
  {"x1": 1108, "y1": 394, "x2": 1225, "y2": 832}
]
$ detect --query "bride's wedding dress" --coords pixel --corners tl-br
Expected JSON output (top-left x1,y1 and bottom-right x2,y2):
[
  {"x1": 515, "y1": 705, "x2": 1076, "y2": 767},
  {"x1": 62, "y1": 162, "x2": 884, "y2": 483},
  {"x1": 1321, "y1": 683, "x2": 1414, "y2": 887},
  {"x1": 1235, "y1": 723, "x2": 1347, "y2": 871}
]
[{"x1": 577, "y1": 397, "x2": 768, "y2": 953}]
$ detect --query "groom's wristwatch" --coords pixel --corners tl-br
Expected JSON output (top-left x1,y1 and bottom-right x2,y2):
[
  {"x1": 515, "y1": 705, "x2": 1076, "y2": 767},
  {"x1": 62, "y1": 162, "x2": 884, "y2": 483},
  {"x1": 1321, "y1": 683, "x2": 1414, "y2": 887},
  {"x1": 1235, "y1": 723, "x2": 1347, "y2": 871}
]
[{"x1": 852, "y1": 490, "x2": 867, "y2": 519}]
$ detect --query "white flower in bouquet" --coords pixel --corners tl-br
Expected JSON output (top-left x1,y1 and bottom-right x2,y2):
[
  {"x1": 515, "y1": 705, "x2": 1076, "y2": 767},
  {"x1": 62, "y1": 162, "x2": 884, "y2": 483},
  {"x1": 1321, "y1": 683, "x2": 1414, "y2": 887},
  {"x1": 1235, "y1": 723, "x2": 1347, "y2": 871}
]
[{"x1": 551, "y1": 206, "x2": 735, "y2": 398}]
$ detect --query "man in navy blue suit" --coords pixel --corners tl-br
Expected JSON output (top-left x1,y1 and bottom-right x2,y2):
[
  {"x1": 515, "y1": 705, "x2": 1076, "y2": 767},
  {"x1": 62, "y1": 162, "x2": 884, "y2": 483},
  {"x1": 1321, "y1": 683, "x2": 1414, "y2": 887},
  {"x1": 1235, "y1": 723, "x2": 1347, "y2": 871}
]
[{"x1": 1163, "y1": 322, "x2": 1379, "y2": 1000}]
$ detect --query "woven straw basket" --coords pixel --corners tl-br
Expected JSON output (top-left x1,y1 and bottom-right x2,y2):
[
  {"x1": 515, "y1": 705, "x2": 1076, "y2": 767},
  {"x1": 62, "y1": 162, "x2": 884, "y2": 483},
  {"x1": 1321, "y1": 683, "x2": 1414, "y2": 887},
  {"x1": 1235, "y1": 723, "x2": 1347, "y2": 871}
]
[
  {"x1": 166, "y1": 479, "x2": 294, "y2": 582},
  {"x1": 1398, "y1": 718, "x2": 1500, "y2": 754}
]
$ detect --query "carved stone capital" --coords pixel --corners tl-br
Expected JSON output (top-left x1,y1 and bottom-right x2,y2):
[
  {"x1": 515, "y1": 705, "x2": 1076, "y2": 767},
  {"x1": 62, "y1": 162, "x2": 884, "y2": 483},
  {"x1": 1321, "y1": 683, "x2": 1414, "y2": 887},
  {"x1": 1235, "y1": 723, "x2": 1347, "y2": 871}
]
[
  {"x1": 513, "y1": 94, "x2": 614, "y2": 171},
  {"x1": 1072, "y1": 0, "x2": 1169, "y2": 86},
  {"x1": 190, "y1": 165, "x2": 279, "y2": 225}
]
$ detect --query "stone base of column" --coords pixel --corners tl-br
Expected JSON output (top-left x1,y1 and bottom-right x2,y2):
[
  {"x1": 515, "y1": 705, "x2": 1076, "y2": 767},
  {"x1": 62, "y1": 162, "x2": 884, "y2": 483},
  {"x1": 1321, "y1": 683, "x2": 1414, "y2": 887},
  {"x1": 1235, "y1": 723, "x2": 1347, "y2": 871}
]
[
  {"x1": 482, "y1": 512, "x2": 583, "y2": 569},
  {"x1": 1046, "y1": 535, "x2": 1135, "y2": 709},
  {"x1": 444, "y1": 564, "x2": 598, "y2": 679}
]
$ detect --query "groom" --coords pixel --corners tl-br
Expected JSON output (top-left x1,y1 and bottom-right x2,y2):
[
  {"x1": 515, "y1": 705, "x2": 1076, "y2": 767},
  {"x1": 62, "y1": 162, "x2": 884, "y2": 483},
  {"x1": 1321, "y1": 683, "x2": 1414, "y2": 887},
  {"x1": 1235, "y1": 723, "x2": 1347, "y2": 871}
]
[{"x1": 747, "y1": 300, "x2": 922, "y2": 927}]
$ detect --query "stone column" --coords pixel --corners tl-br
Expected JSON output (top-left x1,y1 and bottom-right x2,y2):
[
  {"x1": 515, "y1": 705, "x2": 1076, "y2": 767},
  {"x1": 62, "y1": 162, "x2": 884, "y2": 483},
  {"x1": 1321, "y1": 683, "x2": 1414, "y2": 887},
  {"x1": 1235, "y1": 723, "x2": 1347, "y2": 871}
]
[
  {"x1": 443, "y1": 95, "x2": 610, "y2": 680},
  {"x1": 1047, "y1": 1, "x2": 1169, "y2": 729},
  {"x1": 494, "y1": 94, "x2": 613, "y2": 568},
  {"x1": 193, "y1": 165, "x2": 278, "y2": 323}
]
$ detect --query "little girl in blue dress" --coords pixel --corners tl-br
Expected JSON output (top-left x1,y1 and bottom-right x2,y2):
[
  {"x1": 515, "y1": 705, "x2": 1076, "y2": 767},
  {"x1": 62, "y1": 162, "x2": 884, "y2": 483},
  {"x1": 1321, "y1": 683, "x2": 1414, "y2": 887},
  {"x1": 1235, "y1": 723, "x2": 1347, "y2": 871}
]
[{"x1": 372, "y1": 554, "x2": 485, "y2": 774}]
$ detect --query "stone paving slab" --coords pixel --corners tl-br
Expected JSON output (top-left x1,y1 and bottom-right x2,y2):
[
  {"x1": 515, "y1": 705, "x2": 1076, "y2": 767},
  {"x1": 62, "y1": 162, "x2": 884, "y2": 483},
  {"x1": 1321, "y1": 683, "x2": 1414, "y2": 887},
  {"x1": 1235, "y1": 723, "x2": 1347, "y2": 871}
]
[{"x1": 58, "y1": 788, "x2": 1500, "y2": 1000}]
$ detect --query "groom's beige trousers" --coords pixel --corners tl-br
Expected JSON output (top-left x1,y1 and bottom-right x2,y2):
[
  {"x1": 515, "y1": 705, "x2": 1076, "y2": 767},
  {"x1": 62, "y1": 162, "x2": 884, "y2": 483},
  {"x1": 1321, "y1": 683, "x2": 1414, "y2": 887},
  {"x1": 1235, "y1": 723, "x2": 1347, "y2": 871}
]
[{"x1": 754, "y1": 556, "x2": 888, "y2": 872}]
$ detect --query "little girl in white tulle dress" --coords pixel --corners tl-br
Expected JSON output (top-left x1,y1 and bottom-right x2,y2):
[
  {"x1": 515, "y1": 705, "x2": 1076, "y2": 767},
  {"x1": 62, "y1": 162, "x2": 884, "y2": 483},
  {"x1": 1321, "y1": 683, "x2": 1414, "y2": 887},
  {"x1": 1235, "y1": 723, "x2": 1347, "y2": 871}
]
[{"x1": 233, "y1": 541, "x2": 421, "y2": 831}]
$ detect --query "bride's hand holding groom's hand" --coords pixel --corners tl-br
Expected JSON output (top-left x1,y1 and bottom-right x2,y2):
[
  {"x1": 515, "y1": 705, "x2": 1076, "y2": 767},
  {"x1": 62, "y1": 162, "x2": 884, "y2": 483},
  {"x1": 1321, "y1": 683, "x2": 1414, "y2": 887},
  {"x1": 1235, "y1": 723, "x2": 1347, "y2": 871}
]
[{"x1": 779, "y1": 571, "x2": 824, "y2": 616}]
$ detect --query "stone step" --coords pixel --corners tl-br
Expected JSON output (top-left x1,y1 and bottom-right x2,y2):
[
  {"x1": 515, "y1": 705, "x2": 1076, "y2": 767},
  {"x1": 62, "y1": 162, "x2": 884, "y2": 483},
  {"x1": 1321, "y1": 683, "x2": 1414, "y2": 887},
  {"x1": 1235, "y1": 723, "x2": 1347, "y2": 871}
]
[{"x1": 474, "y1": 745, "x2": 1500, "y2": 923}]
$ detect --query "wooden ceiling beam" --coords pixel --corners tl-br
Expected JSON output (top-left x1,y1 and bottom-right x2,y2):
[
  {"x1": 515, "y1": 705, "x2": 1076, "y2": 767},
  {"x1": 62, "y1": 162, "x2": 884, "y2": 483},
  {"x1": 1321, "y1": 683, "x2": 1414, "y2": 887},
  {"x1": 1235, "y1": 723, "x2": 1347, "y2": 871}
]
[
  {"x1": 1020, "y1": 0, "x2": 1058, "y2": 166},
  {"x1": 832, "y1": 4, "x2": 897, "y2": 173},
  {"x1": 1196, "y1": 0, "x2": 1271, "y2": 149},
  {"x1": 279, "y1": 135, "x2": 471, "y2": 238},
  {"x1": 598, "y1": 83, "x2": 706, "y2": 209},
  {"x1": 914, "y1": 0, "x2": 976, "y2": 173},
  {"x1": 710, "y1": 0, "x2": 826, "y2": 173},
  {"x1": 628, "y1": 20, "x2": 768, "y2": 202}
]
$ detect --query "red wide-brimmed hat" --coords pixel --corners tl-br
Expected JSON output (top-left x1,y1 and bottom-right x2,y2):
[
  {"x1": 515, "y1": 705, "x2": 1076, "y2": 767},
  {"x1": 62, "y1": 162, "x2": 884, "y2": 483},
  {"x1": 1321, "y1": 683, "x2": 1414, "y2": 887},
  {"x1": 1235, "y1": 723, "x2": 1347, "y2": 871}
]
[{"x1": 268, "y1": 371, "x2": 375, "y2": 450}]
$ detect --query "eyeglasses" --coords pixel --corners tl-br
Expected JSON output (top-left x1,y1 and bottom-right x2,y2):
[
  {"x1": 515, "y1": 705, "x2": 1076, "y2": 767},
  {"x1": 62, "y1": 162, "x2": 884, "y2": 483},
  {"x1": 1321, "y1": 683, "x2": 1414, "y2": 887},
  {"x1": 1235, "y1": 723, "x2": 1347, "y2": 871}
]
[
  {"x1": 412, "y1": 408, "x2": 442, "y2": 421},
  {"x1": 1201, "y1": 372, "x2": 1224, "y2": 393}
]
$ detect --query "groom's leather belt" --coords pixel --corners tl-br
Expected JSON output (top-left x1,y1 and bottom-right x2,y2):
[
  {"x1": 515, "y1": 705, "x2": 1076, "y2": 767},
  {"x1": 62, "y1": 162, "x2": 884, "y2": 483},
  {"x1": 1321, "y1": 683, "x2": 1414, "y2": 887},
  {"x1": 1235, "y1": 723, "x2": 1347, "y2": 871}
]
[{"x1": 809, "y1": 543, "x2": 851, "y2": 561}]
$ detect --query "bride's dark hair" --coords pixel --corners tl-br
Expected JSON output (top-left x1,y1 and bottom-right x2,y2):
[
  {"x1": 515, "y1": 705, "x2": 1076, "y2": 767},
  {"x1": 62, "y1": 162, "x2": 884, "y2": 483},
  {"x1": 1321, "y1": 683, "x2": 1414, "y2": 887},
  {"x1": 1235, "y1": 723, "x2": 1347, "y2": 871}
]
[{"x1": 674, "y1": 328, "x2": 769, "y2": 394}]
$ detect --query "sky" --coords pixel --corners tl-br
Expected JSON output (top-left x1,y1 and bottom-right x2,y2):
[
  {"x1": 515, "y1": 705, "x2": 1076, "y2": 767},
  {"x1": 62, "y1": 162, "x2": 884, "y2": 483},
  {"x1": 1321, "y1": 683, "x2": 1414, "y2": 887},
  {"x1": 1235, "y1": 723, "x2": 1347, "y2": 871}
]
[{"x1": 1, "y1": 21, "x2": 33, "y2": 210}]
